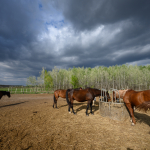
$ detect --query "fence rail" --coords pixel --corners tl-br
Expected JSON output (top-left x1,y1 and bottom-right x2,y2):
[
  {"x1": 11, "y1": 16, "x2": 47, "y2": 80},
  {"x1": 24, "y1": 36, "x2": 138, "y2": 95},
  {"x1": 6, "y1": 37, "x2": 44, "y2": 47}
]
[{"x1": 0, "y1": 86, "x2": 54, "y2": 94}]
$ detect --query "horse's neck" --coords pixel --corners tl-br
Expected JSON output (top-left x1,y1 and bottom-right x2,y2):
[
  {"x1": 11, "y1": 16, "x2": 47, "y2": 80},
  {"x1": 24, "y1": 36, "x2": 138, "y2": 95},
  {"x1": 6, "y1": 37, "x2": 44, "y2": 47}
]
[
  {"x1": 2, "y1": 91, "x2": 7, "y2": 95},
  {"x1": 94, "y1": 90, "x2": 105, "y2": 96},
  {"x1": 122, "y1": 90, "x2": 128, "y2": 97}
]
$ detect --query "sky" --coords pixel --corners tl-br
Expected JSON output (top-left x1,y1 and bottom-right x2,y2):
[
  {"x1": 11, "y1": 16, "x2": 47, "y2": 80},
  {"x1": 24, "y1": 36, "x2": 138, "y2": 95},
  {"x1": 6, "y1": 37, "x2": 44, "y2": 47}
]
[{"x1": 0, "y1": 0, "x2": 150, "y2": 85}]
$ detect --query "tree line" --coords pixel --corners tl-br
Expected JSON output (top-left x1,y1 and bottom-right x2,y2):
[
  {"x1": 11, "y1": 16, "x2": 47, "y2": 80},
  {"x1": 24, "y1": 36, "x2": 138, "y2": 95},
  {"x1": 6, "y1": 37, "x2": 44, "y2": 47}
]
[{"x1": 26, "y1": 64, "x2": 150, "y2": 91}]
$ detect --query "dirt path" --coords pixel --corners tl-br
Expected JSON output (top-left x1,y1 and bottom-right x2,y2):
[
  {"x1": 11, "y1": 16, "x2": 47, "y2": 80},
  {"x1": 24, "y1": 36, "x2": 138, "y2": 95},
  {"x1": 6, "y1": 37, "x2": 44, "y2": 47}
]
[{"x1": 0, "y1": 94, "x2": 150, "y2": 150}]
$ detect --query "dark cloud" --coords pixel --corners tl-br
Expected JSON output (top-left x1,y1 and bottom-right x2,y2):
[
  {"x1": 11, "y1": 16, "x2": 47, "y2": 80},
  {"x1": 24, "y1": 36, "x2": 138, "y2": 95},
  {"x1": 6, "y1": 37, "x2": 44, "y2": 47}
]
[
  {"x1": 0, "y1": 0, "x2": 150, "y2": 85},
  {"x1": 55, "y1": 0, "x2": 150, "y2": 30}
]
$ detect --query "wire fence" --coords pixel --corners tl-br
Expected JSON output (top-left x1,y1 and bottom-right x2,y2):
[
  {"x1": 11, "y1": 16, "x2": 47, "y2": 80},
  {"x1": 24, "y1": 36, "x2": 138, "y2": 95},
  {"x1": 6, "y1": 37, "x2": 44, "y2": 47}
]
[{"x1": 0, "y1": 86, "x2": 53, "y2": 94}]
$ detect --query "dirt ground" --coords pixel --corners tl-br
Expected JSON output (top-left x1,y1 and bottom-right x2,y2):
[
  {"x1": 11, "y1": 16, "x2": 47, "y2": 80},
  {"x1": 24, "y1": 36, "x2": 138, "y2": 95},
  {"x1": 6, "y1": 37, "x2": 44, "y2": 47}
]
[{"x1": 0, "y1": 94, "x2": 150, "y2": 150}]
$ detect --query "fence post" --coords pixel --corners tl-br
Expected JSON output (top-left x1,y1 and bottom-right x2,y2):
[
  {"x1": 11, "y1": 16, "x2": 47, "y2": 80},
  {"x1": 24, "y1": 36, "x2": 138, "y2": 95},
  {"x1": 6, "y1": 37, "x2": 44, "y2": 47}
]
[{"x1": 113, "y1": 77, "x2": 114, "y2": 89}]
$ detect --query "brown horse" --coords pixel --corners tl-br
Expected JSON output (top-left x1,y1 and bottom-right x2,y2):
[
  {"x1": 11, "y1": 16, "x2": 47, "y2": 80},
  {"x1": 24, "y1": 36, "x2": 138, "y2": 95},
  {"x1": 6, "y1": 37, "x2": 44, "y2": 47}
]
[
  {"x1": 123, "y1": 89, "x2": 150, "y2": 125},
  {"x1": 53, "y1": 87, "x2": 82, "y2": 108},
  {"x1": 66, "y1": 88, "x2": 95, "y2": 116},
  {"x1": 112, "y1": 89, "x2": 128, "y2": 102},
  {"x1": 85, "y1": 87, "x2": 111, "y2": 103},
  {"x1": 0, "y1": 91, "x2": 11, "y2": 99}
]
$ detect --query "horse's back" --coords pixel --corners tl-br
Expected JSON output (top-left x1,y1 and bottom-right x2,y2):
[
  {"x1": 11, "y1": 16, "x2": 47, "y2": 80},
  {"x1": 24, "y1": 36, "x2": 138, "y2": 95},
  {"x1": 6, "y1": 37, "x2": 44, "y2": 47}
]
[
  {"x1": 54, "y1": 89, "x2": 67, "y2": 98},
  {"x1": 124, "y1": 90, "x2": 150, "y2": 106},
  {"x1": 142, "y1": 90, "x2": 150, "y2": 101},
  {"x1": 73, "y1": 89, "x2": 93, "y2": 102}
]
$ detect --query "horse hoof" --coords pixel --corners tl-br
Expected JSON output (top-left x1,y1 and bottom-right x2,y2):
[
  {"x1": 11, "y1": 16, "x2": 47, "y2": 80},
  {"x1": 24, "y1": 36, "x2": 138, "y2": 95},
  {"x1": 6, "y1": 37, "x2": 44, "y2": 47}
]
[
  {"x1": 69, "y1": 111, "x2": 71, "y2": 113},
  {"x1": 86, "y1": 114, "x2": 89, "y2": 116},
  {"x1": 73, "y1": 113, "x2": 76, "y2": 115},
  {"x1": 131, "y1": 123, "x2": 135, "y2": 126},
  {"x1": 130, "y1": 119, "x2": 132, "y2": 122},
  {"x1": 91, "y1": 113, "x2": 94, "y2": 115}
]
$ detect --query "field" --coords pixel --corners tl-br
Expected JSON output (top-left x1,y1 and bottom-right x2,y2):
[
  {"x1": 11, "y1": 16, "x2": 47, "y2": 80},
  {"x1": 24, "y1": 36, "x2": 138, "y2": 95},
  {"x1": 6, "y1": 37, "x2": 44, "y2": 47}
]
[{"x1": 0, "y1": 94, "x2": 150, "y2": 150}]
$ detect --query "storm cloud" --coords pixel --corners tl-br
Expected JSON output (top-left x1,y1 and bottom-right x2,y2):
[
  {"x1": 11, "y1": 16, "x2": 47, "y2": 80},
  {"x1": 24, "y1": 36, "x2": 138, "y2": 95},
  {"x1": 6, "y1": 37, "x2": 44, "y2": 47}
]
[{"x1": 0, "y1": 0, "x2": 150, "y2": 85}]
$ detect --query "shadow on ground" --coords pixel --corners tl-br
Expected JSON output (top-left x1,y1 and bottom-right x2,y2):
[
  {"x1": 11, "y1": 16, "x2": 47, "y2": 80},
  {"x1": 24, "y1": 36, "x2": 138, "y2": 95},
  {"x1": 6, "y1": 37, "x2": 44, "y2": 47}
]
[
  {"x1": 0, "y1": 101, "x2": 29, "y2": 108},
  {"x1": 135, "y1": 112, "x2": 150, "y2": 126}
]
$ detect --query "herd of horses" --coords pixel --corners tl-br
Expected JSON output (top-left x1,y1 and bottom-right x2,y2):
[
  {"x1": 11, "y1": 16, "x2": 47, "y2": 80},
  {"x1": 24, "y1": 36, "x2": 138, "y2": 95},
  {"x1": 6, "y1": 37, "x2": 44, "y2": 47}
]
[
  {"x1": 0, "y1": 88, "x2": 150, "y2": 126},
  {"x1": 53, "y1": 87, "x2": 150, "y2": 126}
]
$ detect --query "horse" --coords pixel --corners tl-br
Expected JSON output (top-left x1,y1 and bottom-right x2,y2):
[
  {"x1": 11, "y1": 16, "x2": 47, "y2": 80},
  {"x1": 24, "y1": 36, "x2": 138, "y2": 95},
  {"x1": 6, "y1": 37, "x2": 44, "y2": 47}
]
[
  {"x1": 66, "y1": 88, "x2": 111, "y2": 116},
  {"x1": 53, "y1": 87, "x2": 82, "y2": 108},
  {"x1": 85, "y1": 87, "x2": 111, "y2": 105},
  {"x1": 66, "y1": 88, "x2": 95, "y2": 116},
  {"x1": 112, "y1": 89, "x2": 128, "y2": 102},
  {"x1": 0, "y1": 91, "x2": 11, "y2": 99},
  {"x1": 123, "y1": 89, "x2": 150, "y2": 125}
]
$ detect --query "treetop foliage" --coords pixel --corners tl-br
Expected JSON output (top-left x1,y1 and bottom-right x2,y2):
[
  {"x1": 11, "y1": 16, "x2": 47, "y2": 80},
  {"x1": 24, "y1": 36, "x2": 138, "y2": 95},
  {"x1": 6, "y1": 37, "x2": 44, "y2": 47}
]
[{"x1": 27, "y1": 64, "x2": 150, "y2": 90}]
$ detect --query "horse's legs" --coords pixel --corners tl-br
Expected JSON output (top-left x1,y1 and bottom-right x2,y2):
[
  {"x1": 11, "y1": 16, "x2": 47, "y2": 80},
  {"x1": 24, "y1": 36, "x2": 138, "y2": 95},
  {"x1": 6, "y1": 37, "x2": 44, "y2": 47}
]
[
  {"x1": 70, "y1": 99, "x2": 76, "y2": 115},
  {"x1": 53, "y1": 94, "x2": 58, "y2": 108},
  {"x1": 90, "y1": 100, "x2": 94, "y2": 115},
  {"x1": 55, "y1": 101, "x2": 58, "y2": 109},
  {"x1": 68, "y1": 106, "x2": 71, "y2": 113},
  {"x1": 93, "y1": 100, "x2": 95, "y2": 106},
  {"x1": 125, "y1": 103, "x2": 136, "y2": 125},
  {"x1": 86, "y1": 101, "x2": 90, "y2": 116},
  {"x1": 130, "y1": 105, "x2": 135, "y2": 122}
]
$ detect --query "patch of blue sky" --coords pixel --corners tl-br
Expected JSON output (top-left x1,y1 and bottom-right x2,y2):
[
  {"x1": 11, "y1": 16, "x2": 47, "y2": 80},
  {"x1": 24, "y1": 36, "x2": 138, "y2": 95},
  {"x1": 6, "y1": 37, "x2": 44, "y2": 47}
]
[
  {"x1": 39, "y1": 3, "x2": 42, "y2": 10},
  {"x1": 45, "y1": 19, "x2": 65, "y2": 30}
]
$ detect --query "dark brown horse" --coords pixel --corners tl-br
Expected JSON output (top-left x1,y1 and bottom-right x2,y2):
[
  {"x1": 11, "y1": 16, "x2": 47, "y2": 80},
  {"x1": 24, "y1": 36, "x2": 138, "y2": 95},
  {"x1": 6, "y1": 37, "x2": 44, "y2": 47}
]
[
  {"x1": 123, "y1": 89, "x2": 150, "y2": 125},
  {"x1": 66, "y1": 88, "x2": 95, "y2": 116},
  {"x1": 85, "y1": 87, "x2": 111, "y2": 102},
  {"x1": 0, "y1": 91, "x2": 11, "y2": 99},
  {"x1": 53, "y1": 87, "x2": 82, "y2": 108}
]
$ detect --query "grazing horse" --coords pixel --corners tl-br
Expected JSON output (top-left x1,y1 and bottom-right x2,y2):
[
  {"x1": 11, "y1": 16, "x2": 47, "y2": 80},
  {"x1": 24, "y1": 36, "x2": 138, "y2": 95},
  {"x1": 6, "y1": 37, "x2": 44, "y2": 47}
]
[
  {"x1": 0, "y1": 91, "x2": 11, "y2": 99},
  {"x1": 123, "y1": 89, "x2": 150, "y2": 125},
  {"x1": 66, "y1": 88, "x2": 95, "y2": 116},
  {"x1": 53, "y1": 87, "x2": 82, "y2": 108},
  {"x1": 112, "y1": 89, "x2": 128, "y2": 102}
]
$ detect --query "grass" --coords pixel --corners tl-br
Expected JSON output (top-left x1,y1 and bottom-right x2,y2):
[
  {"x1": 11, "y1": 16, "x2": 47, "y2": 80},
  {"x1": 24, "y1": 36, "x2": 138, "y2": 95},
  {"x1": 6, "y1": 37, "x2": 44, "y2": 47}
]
[{"x1": 0, "y1": 87, "x2": 54, "y2": 94}]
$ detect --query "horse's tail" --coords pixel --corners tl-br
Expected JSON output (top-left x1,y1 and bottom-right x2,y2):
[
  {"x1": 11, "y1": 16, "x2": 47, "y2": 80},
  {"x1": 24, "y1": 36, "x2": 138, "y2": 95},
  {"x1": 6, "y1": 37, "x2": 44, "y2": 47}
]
[
  {"x1": 66, "y1": 89, "x2": 71, "y2": 107},
  {"x1": 136, "y1": 101, "x2": 150, "y2": 112}
]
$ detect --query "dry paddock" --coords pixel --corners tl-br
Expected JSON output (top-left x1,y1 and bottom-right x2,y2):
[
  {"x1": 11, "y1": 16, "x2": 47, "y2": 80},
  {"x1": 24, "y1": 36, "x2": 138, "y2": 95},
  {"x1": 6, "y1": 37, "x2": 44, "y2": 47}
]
[{"x1": 0, "y1": 94, "x2": 150, "y2": 150}]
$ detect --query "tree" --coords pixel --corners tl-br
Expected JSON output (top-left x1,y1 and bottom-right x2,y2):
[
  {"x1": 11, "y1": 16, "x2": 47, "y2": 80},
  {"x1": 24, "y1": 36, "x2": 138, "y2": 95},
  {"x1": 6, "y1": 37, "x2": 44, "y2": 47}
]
[
  {"x1": 70, "y1": 75, "x2": 79, "y2": 88},
  {"x1": 26, "y1": 76, "x2": 37, "y2": 86},
  {"x1": 44, "y1": 70, "x2": 53, "y2": 90}
]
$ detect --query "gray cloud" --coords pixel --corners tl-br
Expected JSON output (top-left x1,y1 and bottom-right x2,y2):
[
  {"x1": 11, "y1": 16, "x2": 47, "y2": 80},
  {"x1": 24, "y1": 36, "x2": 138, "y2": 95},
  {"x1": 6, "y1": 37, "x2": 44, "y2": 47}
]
[{"x1": 0, "y1": 0, "x2": 150, "y2": 85}]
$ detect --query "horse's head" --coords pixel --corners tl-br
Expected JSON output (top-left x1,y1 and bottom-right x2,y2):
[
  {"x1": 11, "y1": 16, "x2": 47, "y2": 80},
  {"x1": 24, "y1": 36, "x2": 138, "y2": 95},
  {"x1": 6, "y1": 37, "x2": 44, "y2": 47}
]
[
  {"x1": 105, "y1": 91, "x2": 111, "y2": 102},
  {"x1": 7, "y1": 92, "x2": 11, "y2": 98}
]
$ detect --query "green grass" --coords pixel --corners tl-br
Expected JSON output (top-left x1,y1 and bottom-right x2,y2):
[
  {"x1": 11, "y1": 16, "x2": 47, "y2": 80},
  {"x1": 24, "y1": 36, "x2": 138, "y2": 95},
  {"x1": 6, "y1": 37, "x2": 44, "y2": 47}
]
[{"x1": 0, "y1": 87, "x2": 54, "y2": 94}]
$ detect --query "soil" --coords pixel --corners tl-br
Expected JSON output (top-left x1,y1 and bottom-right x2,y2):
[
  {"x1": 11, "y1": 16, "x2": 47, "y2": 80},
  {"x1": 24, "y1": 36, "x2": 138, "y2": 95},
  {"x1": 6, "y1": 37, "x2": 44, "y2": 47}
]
[{"x1": 0, "y1": 94, "x2": 150, "y2": 150}]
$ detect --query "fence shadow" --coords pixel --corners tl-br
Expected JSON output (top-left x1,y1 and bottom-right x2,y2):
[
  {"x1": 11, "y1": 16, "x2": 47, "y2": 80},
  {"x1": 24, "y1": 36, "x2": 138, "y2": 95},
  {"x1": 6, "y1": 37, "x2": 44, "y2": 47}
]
[
  {"x1": 134, "y1": 112, "x2": 150, "y2": 126},
  {"x1": 0, "y1": 101, "x2": 29, "y2": 108}
]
